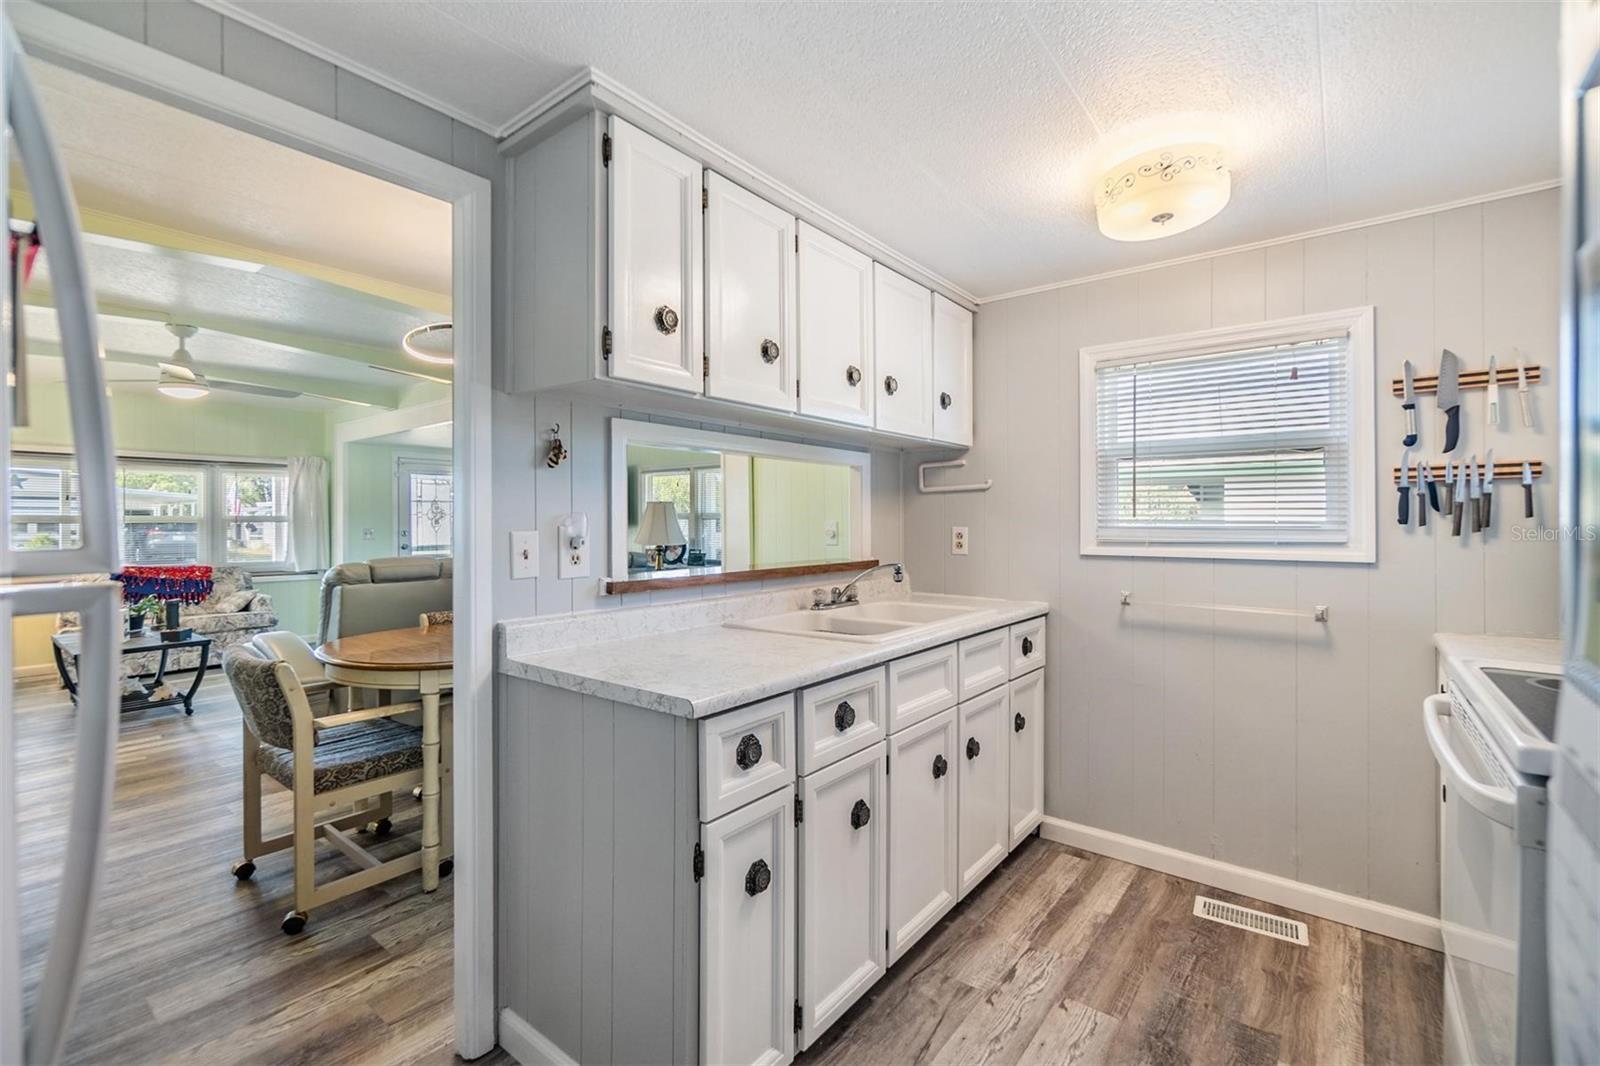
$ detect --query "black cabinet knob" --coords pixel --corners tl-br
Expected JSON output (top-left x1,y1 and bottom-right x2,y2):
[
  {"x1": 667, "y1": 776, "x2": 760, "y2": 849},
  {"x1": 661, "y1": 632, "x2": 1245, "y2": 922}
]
[
  {"x1": 834, "y1": 701, "x2": 856, "y2": 732},
  {"x1": 940, "y1": 391, "x2": 953, "y2": 410},
  {"x1": 966, "y1": 737, "x2": 981, "y2": 760},
  {"x1": 654, "y1": 305, "x2": 679, "y2": 335},
  {"x1": 932, "y1": 754, "x2": 948, "y2": 779},
  {"x1": 1014, "y1": 712, "x2": 1026, "y2": 733},
  {"x1": 745, "y1": 859, "x2": 771, "y2": 896},
  {"x1": 1021, "y1": 636, "x2": 1034, "y2": 656},
  {"x1": 850, "y1": 799, "x2": 871, "y2": 830},
  {"x1": 734, "y1": 733, "x2": 763, "y2": 771}
]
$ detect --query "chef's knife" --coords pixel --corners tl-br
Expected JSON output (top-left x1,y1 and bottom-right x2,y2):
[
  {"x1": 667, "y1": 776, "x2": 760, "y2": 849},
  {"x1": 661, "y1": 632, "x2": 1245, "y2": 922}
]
[
  {"x1": 1397, "y1": 456, "x2": 1412, "y2": 526},
  {"x1": 1487, "y1": 356, "x2": 1501, "y2": 428},
  {"x1": 1423, "y1": 462, "x2": 1440, "y2": 514},
  {"x1": 1523, "y1": 460, "x2": 1535, "y2": 519},
  {"x1": 1401, "y1": 360, "x2": 1419, "y2": 447},
  {"x1": 1482, "y1": 449, "x2": 1495, "y2": 530},
  {"x1": 1517, "y1": 356, "x2": 1533, "y2": 428},
  {"x1": 1468, "y1": 455, "x2": 1482, "y2": 533},
  {"x1": 1438, "y1": 349, "x2": 1462, "y2": 452},
  {"x1": 1416, "y1": 462, "x2": 1428, "y2": 528},
  {"x1": 1451, "y1": 460, "x2": 1465, "y2": 536}
]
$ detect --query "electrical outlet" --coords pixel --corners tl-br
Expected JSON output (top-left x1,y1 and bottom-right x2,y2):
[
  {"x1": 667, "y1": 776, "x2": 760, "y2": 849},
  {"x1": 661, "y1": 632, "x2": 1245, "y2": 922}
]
[
  {"x1": 557, "y1": 513, "x2": 590, "y2": 579},
  {"x1": 361, "y1": 527, "x2": 376, "y2": 541},
  {"x1": 511, "y1": 529, "x2": 538, "y2": 579},
  {"x1": 951, "y1": 526, "x2": 969, "y2": 555}
]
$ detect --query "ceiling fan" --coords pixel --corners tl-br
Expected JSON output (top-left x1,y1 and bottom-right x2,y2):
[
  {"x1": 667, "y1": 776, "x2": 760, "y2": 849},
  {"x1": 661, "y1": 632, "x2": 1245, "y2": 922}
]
[{"x1": 103, "y1": 323, "x2": 373, "y2": 406}]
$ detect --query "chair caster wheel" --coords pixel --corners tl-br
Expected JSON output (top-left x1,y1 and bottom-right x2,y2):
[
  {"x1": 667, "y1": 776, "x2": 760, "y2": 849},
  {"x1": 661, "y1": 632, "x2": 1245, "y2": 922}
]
[
  {"x1": 281, "y1": 911, "x2": 307, "y2": 935},
  {"x1": 366, "y1": 818, "x2": 393, "y2": 837},
  {"x1": 439, "y1": 859, "x2": 453, "y2": 879},
  {"x1": 184, "y1": 706, "x2": 194, "y2": 716},
  {"x1": 230, "y1": 860, "x2": 255, "y2": 880}
]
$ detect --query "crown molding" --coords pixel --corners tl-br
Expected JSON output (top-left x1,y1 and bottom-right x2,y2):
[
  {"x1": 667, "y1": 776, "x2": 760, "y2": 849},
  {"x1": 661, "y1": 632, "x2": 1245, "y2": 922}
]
[{"x1": 978, "y1": 178, "x2": 1563, "y2": 305}]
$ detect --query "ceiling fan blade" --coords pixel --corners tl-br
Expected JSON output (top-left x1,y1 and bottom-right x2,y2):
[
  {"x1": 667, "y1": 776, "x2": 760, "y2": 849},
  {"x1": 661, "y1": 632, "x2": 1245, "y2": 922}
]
[{"x1": 208, "y1": 378, "x2": 301, "y2": 399}]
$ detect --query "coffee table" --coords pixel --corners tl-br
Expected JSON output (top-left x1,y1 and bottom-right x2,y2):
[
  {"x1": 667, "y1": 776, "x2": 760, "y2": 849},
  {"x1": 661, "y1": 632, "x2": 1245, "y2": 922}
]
[{"x1": 51, "y1": 629, "x2": 213, "y2": 716}]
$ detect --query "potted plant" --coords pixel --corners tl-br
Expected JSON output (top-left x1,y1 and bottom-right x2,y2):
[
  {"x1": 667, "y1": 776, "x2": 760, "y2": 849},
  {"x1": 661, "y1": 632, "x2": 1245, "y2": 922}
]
[{"x1": 129, "y1": 595, "x2": 163, "y2": 635}]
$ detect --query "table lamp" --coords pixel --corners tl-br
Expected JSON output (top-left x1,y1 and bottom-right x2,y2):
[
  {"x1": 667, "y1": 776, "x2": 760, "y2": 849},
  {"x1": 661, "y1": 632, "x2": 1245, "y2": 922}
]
[{"x1": 635, "y1": 501, "x2": 687, "y2": 570}]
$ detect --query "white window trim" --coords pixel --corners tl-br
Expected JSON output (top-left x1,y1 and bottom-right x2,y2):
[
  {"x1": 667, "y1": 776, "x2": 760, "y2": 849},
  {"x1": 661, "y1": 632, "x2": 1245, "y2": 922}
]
[{"x1": 1078, "y1": 306, "x2": 1376, "y2": 564}]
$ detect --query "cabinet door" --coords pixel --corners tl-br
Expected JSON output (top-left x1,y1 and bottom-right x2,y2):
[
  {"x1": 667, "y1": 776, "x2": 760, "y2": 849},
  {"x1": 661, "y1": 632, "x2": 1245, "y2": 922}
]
[
  {"x1": 797, "y1": 221, "x2": 874, "y2": 426},
  {"x1": 931, "y1": 293, "x2": 974, "y2": 447},
  {"x1": 798, "y1": 743, "x2": 887, "y2": 1049},
  {"x1": 957, "y1": 686, "x2": 1010, "y2": 898},
  {"x1": 886, "y1": 707, "x2": 958, "y2": 964},
  {"x1": 1008, "y1": 671, "x2": 1045, "y2": 848},
  {"x1": 701, "y1": 788, "x2": 795, "y2": 1066},
  {"x1": 706, "y1": 173, "x2": 797, "y2": 411},
  {"x1": 607, "y1": 116, "x2": 703, "y2": 393},
  {"x1": 872, "y1": 264, "x2": 932, "y2": 438}
]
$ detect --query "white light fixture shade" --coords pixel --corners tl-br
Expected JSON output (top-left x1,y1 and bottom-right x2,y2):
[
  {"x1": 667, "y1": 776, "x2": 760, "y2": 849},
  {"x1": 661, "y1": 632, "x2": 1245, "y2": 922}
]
[
  {"x1": 156, "y1": 381, "x2": 208, "y2": 400},
  {"x1": 1095, "y1": 144, "x2": 1230, "y2": 242},
  {"x1": 634, "y1": 500, "x2": 687, "y2": 548}
]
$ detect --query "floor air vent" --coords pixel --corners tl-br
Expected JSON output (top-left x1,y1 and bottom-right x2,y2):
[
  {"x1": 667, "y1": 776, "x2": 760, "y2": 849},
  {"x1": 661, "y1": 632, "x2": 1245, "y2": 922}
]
[{"x1": 1193, "y1": 896, "x2": 1309, "y2": 945}]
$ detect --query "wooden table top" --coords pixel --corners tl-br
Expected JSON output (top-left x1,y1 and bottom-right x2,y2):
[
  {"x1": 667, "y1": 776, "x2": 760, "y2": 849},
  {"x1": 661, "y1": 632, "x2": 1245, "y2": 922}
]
[{"x1": 315, "y1": 624, "x2": 453, "y2": 671}]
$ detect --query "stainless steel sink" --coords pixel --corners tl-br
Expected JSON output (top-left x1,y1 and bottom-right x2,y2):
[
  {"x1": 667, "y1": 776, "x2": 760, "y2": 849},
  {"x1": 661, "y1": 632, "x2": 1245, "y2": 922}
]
[{"x1": 726, "y1": 596, "x2": 997, "y2": 644}]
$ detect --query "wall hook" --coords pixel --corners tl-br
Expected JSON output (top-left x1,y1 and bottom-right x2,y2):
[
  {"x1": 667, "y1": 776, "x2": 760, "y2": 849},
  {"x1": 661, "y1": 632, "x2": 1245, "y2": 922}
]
[{"x1": 545, "y1": 423, "x2": 567, "y2": 468}]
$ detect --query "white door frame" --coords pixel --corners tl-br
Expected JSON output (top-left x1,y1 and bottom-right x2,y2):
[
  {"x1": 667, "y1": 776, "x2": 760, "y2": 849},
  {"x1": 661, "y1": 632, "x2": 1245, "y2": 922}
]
[
  {"x1": 10, "y1": 3, "x2": 498, "y2": 1056},
  {"x1": 331, "y1": 398, "x2": 453, "y2": 564}
]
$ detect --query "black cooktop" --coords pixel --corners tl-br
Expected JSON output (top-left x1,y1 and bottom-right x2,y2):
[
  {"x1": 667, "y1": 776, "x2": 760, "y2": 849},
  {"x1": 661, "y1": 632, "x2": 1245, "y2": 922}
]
[{"x1": 1481, "y1": 668, "x2": 1561, "y2": 742}]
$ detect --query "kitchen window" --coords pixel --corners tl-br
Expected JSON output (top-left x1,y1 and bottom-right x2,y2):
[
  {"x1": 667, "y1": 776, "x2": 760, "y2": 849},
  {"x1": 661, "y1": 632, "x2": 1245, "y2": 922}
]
[
  {"x1": 1079, "y1": 307, "x2": 1375, "y2": 563},
  {"x1": 640, "y1": 466, "x2": 724, "y2": 562},
  {"x1": 9, "y1": 453, "x2": 298, "y2": 572}
]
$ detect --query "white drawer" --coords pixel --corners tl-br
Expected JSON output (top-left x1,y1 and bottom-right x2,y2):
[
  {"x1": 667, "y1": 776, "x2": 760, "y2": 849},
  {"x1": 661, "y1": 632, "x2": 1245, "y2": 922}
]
[
  {"x1": 887, "y1": 643, "x2": 958, "y2": 734},
  {"x1": 1010, "y1": 617, "x2": 1046, "y2": 677},
  {"x1": 797, "y1": 665, "x2": 887, "y2": 775},
  {"x1": 957, "y1": 628, "x2": 1009, "y2": 701},
  {"x1": 700, "y1": 695, "x2": 796, "y2": 822}
]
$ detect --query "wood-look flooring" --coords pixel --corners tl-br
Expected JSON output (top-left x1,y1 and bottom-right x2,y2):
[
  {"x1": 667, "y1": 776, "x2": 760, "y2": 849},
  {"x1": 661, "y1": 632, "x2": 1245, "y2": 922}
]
[
  {"x1": 15, "y1": 673, "x2": 497, "y2": 1065},
  {"x1": 801, "y1": 839, "x2": 1443, "y2": 1066}
]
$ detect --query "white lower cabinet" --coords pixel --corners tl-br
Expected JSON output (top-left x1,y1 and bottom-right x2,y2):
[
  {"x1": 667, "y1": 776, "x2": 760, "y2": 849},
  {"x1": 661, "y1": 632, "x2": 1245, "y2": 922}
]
[
  {"x1": 1008, "y1": 671, "x2": 1045, "y2": 847},
  {"x1": 886, "y1": 706, "x2": 959, "y2": 963},
  {"x1": 701, "y1": 788, "x2": 796, "y2": 1066},
  {"x1": 797, "y1": 743, "x2": 887, "y2": 1049},
  {"x1": 957, "y1": 685, "x2": 1011, "y2": 898}
]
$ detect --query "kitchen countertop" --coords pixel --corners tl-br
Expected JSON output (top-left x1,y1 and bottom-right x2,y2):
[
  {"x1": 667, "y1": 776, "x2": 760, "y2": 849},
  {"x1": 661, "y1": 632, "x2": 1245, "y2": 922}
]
[
  {"x1": 1435, "y1": 631, "x2": 1562, "y2": 777},
  {"x1": 500, "y1": 597, "x2": 1048, "y2": 719},
  {"x1": 1435, "y1": 632, "x2": 1562, "y2": 670}
]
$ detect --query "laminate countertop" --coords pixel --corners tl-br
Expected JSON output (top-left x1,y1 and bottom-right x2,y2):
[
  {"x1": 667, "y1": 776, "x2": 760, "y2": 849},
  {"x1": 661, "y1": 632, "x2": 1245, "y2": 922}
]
[{"x1": 499, "y1": 595, "x2": 1048, "y2": 719}]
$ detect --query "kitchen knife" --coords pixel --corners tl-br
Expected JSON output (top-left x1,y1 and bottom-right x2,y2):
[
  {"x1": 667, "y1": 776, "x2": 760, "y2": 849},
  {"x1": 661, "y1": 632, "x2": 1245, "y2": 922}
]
[
  {"x1": 1397, "y1": 456, "x2": 1412, "y2": 526},
  {"x1": 1517, "y1": 356, "x2": 1533, "y2": 428},
  {"x1": 1423, "y1": 462, "x2": 1440, "y2": 513},
  {"x1": 1487, "y1": 356, "x2": 1501, "y2": 428},
  {"x1": 1402, "y1": 360, "x2": 1419, "y2": 447},
  {"x1": 1468, "y1": 455, "x2": 1482, "y2": 533},
  {"x1": 1482, "y1": 449, "x2": 1495, "y2": 530},
  {"x1": 1438, "y1": 349, "x2": 1462, "y2": 452},
  {"x1": 1416, "y1": 462, "x2": 1428, "y2": 528},
  {"x1": 1451, "y1": 460, "x2": 1465, "y2": 536},
  {"x1": 1441, "y1": 457, "x2": 1455, "y2": 515},
  {"x1": 1523, "y1": 460, "x2": 1535, "y2": 519}
]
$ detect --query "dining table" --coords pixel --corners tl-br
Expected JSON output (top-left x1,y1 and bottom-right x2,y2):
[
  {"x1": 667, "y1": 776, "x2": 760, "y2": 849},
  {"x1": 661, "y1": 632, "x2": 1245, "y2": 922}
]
[{"x1": 314, "y1": 623, "x2": 453, "y2": 890}]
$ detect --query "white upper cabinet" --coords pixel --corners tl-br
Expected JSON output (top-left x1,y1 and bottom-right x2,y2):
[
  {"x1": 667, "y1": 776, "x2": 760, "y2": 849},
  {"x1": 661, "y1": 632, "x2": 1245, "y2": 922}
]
[
  {"x1": 797, "y1": 222, "x2": 875, "y2": 426},
  {"x1": 931, "y1": 293, "x2": 974, "y2": 447},
  {"x1": 607, "y1": 116, "x2": 704, "y2": 394},
  {"x1": 872, "y1": 265, "x2": 933, "y2": 438},
  {"x1": 706, "y1": 173, "x2": 797, "y2": 412}
]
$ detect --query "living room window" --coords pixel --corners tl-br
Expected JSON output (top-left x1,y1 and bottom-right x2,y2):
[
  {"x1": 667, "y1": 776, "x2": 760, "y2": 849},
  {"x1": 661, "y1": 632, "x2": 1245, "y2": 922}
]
[{"x1": 9, "y1": 452, "x2": 298, "y2": 572}]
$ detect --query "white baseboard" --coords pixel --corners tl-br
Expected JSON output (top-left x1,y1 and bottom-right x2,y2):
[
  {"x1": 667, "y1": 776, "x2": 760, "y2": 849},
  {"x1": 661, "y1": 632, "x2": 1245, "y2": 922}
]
[
  {"x1": 1039, "y1": 815, "x2": 1442, "y2": 951},
  {"x1": 498, "y1": 1008, "x2": 577, "y2": 1066},
  {"x1": 13, "y1": 663, "x2": 57, "y2": 680}
]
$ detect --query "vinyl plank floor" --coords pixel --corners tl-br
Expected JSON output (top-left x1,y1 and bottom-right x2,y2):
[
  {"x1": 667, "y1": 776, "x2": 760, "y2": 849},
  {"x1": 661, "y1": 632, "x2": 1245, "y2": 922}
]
[{"x1": 800, "y1": 838, "x2": 1443, "y2": 1066}]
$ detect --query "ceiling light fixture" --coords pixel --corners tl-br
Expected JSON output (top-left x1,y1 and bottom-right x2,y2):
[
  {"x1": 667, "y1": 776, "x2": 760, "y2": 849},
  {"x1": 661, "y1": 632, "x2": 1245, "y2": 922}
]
[
  {"x1": 401, "y1": 321, "x2": 453, "y2": 366},
  {"x1": 1095, "y1": 143, "x2": 1230, "y2": 242},
  {"x1": 157, "y1": 323, "x2": 210, "y2": 400}
]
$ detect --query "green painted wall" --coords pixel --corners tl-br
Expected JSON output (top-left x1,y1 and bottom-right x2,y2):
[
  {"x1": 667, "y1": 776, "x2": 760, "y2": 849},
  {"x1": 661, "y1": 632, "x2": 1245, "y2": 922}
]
[
  {"x1": 751, "y1": 457, "x2": 853, "y2": 568},
  {"x1": 341, "y1": 442, "x2": 451, "y2": 562}
]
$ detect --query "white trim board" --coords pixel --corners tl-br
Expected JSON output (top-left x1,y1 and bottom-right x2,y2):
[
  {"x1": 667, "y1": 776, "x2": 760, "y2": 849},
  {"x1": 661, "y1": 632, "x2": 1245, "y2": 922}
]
[
  {"x1": 10, "y1": 2, "x2": 498, "y2": 1056},
  {"x1": 497, "y1": 1008, "x2": 577, "y2": 1066},
  {"x1": 1038, "y1": 816, "x2": 1443, "y2": 951}
]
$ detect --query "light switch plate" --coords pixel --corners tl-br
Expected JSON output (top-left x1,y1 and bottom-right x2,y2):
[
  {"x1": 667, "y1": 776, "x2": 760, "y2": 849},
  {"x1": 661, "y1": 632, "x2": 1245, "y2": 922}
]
[
  {"x1": 511, "y1": 529, "x2": 538, "y2": 579},
  {"x1": 951, "y1": 526, "x2": 969, "y2": 555},
  {"x1": 823, "y1": 520, "x2": 839, "y2": 546}
]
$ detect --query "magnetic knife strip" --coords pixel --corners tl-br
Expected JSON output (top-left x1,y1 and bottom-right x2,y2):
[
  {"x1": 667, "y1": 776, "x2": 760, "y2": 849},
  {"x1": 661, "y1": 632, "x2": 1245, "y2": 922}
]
[
  {"x1": 1390, "y1": 460, "x2": 1543, "y2": 483},
  {"x1": 1390, "y1": 364, "x2": 1542, "y2": 396}
]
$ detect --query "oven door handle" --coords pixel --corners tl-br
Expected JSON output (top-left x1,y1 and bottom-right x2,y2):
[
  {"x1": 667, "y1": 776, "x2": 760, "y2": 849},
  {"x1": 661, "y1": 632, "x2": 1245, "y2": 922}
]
[{"x1": 1423, "y1": 693, "x2": 1517, "y2": 828}]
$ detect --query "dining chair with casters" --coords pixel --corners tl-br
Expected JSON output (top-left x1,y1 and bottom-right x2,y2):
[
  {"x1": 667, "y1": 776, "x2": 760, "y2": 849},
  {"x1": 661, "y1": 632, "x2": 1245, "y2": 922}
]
[{"x1": 222, "y1": 644, "x2": 430, "y2": 934}]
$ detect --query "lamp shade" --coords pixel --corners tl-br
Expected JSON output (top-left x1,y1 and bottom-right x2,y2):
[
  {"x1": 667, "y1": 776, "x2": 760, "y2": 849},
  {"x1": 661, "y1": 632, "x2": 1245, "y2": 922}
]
[{"x1": 635, "y1": 500, "x2": 687, "y2": 547}]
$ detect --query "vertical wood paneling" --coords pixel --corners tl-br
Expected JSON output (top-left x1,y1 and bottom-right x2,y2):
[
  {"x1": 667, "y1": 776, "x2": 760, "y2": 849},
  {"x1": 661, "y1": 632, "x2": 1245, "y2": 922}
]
[
  {"x1": 579, "y1": 695, "x2": 616, "y2": 1065},
  {"x1": 911, "y1": 191, "x2": 1559, "y2": 916}
]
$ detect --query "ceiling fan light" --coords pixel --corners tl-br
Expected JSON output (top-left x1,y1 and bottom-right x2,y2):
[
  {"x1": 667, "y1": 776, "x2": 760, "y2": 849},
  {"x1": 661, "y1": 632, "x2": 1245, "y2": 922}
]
[
  {"x1": 157, "y1": 382, "x2": 209, "y2": 400},
  {"x1": 402, "y1": 321, "x2": 453, "y2": 366},
  {"x1": 1095, "y1": 143, "x2": 1230, "y2": 242}
]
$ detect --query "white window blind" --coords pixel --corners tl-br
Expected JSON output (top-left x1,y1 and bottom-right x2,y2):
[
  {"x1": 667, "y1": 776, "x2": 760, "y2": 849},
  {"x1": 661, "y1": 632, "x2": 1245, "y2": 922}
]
[{"x1": 1081, "y1": 308, "x2": 1374, "y2": 563}]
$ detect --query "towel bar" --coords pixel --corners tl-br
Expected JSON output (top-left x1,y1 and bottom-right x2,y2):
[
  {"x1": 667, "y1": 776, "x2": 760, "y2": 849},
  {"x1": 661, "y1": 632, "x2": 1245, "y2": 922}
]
[
  {"x1": 917, "y1": 459, "x2": 992, "y2": 494},
  {"x1": 1119, "y1": 590, "x2": 1327, "y2": 623}
]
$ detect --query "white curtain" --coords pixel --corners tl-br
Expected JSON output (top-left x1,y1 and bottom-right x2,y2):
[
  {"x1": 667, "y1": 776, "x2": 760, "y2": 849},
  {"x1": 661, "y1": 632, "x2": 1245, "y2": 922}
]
[{"x1": 287, "y1": 455, "x2": 330, "y2": 573}]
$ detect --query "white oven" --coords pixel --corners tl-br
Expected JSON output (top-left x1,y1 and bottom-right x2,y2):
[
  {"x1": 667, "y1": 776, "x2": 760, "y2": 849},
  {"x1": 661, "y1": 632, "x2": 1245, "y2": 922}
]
[{"x1": 1424, "y1": 683, "x2": 1551, "y2": 1065}]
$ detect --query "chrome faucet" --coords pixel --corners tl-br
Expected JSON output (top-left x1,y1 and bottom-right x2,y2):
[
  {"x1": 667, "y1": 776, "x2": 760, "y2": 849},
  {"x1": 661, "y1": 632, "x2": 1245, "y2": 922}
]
[{"x1": 811, "y1": 563, "x2": 904, "y2": 610}]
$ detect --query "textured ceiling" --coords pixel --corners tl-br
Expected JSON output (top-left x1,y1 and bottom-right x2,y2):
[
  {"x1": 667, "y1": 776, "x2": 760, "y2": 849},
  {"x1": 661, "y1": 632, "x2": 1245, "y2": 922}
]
[{"x1": 213, "y1": 0, "x2": 1559, "y2": 298}]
